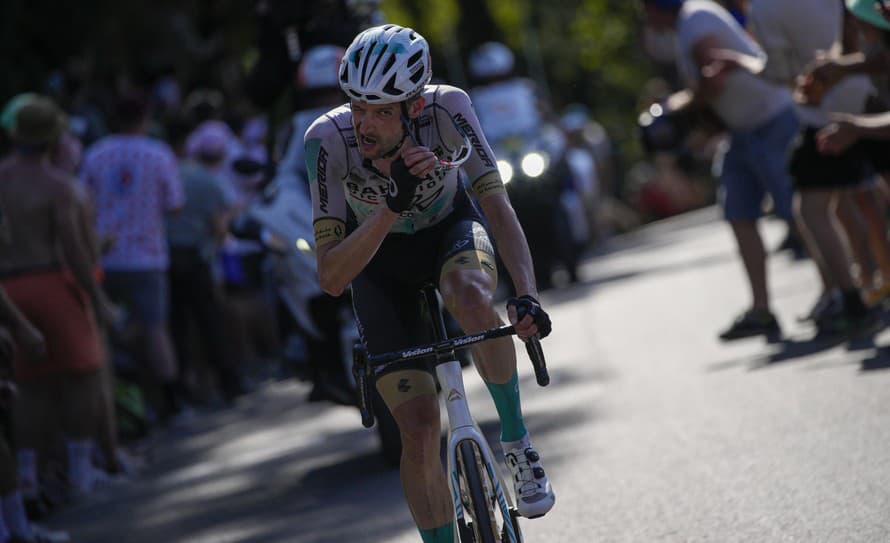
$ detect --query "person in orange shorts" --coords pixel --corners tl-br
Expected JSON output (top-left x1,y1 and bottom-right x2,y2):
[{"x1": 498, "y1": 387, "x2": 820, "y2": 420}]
[
  {"x1": 0, "y1": 96, "x2": 116, "y2": 504},
  {"x1": 0, "y1": 287, "x2": 71, "y2": 542}
]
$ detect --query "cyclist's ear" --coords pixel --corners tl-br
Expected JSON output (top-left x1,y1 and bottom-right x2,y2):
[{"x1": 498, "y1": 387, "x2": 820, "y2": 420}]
[{"x1": 407, "y1": 96, "x2": 426, "y2": 119}]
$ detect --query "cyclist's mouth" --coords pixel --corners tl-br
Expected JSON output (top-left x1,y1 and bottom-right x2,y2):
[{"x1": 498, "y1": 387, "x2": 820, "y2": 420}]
[{"x1": 360, "y1": 135, "x2": 378, "y2": 152}]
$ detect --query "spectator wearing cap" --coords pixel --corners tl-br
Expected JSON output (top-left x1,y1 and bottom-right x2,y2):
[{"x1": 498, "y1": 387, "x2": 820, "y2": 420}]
[
  {"x1": 748, "y1": 0, "x2": 880, "y2": 335},
  {"x1": 642, "y1": 0, "x2": 800, "y2": 341},
  {"x1": 0, "y1": 96, "x2": 117, "y2": 507},
  {"x1": 804, "y1": 1, "x2": 890, "y2": 303},
  {"x1": 80, "y1": 94, "x2": 186, "y2": 423},
  {"x1": 166, "y1": 120, "x2": 244, "y2": 404}
]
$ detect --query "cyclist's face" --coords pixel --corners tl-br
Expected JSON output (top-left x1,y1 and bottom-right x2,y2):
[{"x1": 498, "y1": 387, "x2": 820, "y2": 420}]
[{"x1": 350, "y1": 100, "x2": 403, "y2": 159}]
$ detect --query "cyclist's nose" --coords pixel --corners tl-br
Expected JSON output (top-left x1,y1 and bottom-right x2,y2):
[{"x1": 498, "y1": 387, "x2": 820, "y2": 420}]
[{"x1": 358, "y1": 117, "x2": 378, "y2": 135}]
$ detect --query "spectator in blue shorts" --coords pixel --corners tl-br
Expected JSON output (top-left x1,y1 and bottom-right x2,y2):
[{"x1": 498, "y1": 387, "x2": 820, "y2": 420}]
[{"x1": 643, "y1": 0, "x2": 800, "y2": 340}]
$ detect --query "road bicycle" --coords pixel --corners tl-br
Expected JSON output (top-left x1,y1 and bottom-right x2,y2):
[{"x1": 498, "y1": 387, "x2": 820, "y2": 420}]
[{"x1": 353, "y1": 283, "x2": 550, "y2": 543}]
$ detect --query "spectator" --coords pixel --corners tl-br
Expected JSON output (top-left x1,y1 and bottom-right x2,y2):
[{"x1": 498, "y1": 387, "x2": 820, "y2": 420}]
[
  {"x1": 0, "y1": 97, "x2": 116, "y2": 506},
  {"x1": 166, "y1": 120, "x2": 244, "y2": 404},
  {"x1": 80, "y1": 93, "x2": 186, "y2": 422},
  {"x1": 642, "y1": 0, "x2": 800, "y2": 341},
  {"x1": 0, "y1": 287, "x2": 71, "y2": 543},
  {"x1": 806, "y1": 1, "x2": 890, "y2": 305},
  {"x1": 748, "y1": 0, "x2": 878, "y2": 335}
]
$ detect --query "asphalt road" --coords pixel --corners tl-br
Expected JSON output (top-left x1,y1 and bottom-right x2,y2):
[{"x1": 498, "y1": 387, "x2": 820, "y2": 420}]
[{"x1": 48, "y1": 208, "x2": 890, "y2": 543}]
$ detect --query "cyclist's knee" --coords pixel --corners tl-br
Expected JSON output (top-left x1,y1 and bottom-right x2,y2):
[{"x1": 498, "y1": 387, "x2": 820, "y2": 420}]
[
  {"x1": 393, "y1": 398, "x2": 440, "y2": 448},
  {"x1": 441, "y1": 274, "x2": 495, "y2": 324}
]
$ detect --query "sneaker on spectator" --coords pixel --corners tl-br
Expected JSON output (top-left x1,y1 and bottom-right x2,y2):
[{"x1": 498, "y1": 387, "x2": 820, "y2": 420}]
[
  {"x1": 798, "y1": 290, "x2": 841, "y2": 323},
  {"x1": 816, "y1": 307, "x2": 883, "y2": 339},
  {"x1": 719, "y1": 309, "x2": 781, "y2": 341}
]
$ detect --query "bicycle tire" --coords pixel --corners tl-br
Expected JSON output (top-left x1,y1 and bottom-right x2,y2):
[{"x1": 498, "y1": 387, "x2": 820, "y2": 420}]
[{"x1": 459, "y1": 440, "x2": 499, "y2": 543}]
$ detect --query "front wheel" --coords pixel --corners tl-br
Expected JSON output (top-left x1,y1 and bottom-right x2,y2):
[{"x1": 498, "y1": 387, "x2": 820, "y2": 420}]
[
  {"x1": 458, "y1": 440, "x2": 499, "y2": 543},
  {"x1": 456, "y1": 440, "x2": 524, "y2": 543}
]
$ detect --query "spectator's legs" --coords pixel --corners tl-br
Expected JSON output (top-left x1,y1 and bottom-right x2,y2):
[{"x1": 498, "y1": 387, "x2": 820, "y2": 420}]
[
  {"x1": 12, "y1": 382, "x2": 54, "y2": 501},
  {"x1": 730, "y1": 220, "x2": 769, "y2": 312},
  {"x1": 93, "y1": 363, "x2": 121, "y2": 473},
  {"x1": 186, "y1": 256, "x2": 242, "y2": 401},
  {"x1": 796, "y1": 190, "x2": 855, "y2": 290},
  {"x1": 104, "y1": 271, "x2": 182, "y2": 419},
  {"x1": 852, "y1": 185, "x2": 890, "y2": 299},
  {"x1": 0, "y1": 449, "x2": 33, "y2": 541},
  {"x1": 1, "y1": 440, "x2": 67, "y2": 543},
  {"x1": 60, "y1": 372, "x2": 104, "y2": 495},
  {"x1": 0, "y1": 439, "x2": 13, "y2": 494},
  {"x1": 144, "y1": 325, "x2": 181, "y2": 418},
  {"x1": 836, "y1": 192, "x2": 875, "y2": 288},
  {"x1": 168, "y1": 256, "x2": 195, "y2": 399}
]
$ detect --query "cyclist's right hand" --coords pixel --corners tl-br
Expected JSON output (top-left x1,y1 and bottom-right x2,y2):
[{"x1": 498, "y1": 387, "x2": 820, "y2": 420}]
[
  {"x1": 507, "y1": 295, "x2": 552, "y2": 340},
  {"x1": 386, "y1": 156, "x2": 424, "y2": 213}
]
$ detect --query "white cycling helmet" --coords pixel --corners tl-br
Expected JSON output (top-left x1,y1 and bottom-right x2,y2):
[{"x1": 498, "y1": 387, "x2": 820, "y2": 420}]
[
  {"x1": 339, "y1": 24, "x2": 432, "y2": 104},
  {"x1": 297, "y1": 45, "x2": 346, "y2": 90},
  {"x1": 469, "y1": 42, "x2": 515, "y2": 80}
]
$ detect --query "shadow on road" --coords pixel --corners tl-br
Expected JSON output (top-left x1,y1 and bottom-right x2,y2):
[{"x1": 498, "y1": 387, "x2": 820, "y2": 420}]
[{"x1": 707, "y1": 333, "x2": 851, "y2": 372}]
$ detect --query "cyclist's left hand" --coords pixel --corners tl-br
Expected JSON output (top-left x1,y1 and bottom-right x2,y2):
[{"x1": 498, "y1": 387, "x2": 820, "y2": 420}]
[
  {"x1": 507, "y1": 295, "x2": 552, "y2": 341},
  {"x1": 401, "y1": 145, "x2": 437, "y2": 178}
]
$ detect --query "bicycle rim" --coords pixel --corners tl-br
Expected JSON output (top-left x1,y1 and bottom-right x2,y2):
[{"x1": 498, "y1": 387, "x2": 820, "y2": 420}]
[{"x1": 458, "y1": 440, "x2": 500, "y2": 543}]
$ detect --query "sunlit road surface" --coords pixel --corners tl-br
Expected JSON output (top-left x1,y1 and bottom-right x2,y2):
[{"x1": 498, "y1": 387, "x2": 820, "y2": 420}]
[{"x1": 50, "y1": 207, "x2": 890, "y2": 542}]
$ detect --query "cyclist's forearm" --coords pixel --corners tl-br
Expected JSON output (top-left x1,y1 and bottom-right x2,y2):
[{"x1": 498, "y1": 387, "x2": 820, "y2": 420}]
[
  {"x1": 480, "y1": 194, "x2": 537, "y2": 298},
  {"x1": 316, "y1": 208, "x2": 399, "y2": 297}
]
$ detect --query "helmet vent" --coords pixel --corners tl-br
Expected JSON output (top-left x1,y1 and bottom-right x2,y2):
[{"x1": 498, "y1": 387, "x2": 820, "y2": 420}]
[
  {"x1": 381, "y1": 54, "x2": 396, "y2": 76},
  {"x1": 383, "y1": 75, "x2": 401, "y2": 97},
  {"x1": 409, "y1": 67, "x2": 424, "y2": 84},
  {"x1": 407, "y1": 50, "x2": 423, "y2": 68}
]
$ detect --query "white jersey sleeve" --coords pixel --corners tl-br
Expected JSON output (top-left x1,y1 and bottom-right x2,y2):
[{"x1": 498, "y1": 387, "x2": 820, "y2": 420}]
[{"x1": 305, "y1": 110, "x2": 351, "y2": 249}]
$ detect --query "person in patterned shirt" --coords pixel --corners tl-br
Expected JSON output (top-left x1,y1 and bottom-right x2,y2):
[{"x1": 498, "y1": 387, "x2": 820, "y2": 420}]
[{"x1": 80, "y1": 94, "x2": 186, "y2": 422}]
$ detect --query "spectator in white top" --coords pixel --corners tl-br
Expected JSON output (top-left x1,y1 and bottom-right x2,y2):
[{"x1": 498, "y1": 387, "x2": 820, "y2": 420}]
[
  {"x1": 642, "y1": 0, "x2": 799, "y2": 341},
  {"x1": 749, "y1": 0, "x2": 879, "y2": 335},
  {"x1": 80, "y1": 93, "x2": 186, "y2": 422}
]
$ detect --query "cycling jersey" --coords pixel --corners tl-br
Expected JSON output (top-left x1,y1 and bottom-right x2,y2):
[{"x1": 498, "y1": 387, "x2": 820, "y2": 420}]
[{"x1": 304, "y1": 84, "x2": 504, "y2": 247}]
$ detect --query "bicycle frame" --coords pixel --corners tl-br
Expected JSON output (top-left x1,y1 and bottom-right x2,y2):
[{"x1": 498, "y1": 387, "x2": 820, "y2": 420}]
[
  {"x1": 438, "y1": 356, "x2": 520, "y2": 543},
  {"x1": 352, "y1": 284, "x2": 548, "y2": 543}
]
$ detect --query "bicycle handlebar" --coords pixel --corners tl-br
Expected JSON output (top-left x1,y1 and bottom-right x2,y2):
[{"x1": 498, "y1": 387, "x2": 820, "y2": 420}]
[{"x1": 352, "y1": 325, "x2": 549, "y2": 428}]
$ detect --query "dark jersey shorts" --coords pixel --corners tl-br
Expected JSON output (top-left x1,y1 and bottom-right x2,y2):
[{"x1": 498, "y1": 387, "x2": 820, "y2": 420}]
[
  {"x1": 351, "y1": 189, "x2": 496, "y2": 377},
  {"x1": 789, "y1": 127, "x2": 871, "y2": 191}
]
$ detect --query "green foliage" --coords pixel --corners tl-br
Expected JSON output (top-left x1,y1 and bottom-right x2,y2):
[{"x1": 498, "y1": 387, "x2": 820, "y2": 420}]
[{"x1": 382, "y1": 0, "x2": 654, "y2": 159}]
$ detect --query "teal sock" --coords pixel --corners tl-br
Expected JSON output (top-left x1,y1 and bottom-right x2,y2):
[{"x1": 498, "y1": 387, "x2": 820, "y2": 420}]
[
  {"x1": 485, "y1": 371, "x2": 528, "y2": 442},
  {"x1": 419, "y1": 521, "x2": 455, "y2": 543}
]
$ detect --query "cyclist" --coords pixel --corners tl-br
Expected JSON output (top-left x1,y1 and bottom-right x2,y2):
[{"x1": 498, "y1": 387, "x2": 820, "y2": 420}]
[{"x1": 304, "y1": 24, "x2": 555, "y2": 542}]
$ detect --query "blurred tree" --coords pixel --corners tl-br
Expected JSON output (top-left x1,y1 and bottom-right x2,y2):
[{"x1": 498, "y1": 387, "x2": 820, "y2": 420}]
[{"x1": 381, "y1": 0, "x2": 653, "y2": 167}]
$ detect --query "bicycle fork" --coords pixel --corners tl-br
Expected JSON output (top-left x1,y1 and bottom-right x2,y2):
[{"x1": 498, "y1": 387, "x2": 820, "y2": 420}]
[{"x1": 437, "y1": 359, "x2": 520, "y2": 543}]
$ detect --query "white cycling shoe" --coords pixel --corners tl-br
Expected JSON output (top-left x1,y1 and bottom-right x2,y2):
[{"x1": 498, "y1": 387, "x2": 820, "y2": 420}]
[{"x1": 501, "y1": 435, "x2": 556, "y2": 519}]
